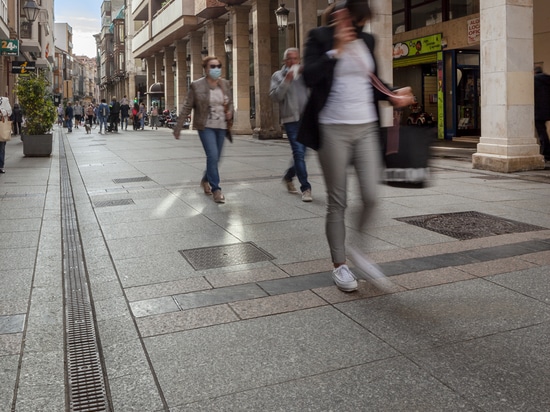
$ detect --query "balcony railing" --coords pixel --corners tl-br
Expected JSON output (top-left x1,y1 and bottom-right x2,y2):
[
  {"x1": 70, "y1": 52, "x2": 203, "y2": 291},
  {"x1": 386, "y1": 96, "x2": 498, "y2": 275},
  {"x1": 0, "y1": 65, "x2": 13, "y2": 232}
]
[{"x1": 132, "y1": 22, "x2": 149, "y2": 52}]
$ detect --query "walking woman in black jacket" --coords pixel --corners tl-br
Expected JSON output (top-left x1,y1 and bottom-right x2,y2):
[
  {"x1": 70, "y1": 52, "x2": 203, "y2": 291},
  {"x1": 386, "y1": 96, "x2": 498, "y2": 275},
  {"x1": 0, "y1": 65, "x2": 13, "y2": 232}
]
[
  {"x1": 298, "y1": 0, "x2": 414, "y2": 292},
  {"x1": 10, "y1": 103, "x2": 23, "y2": 136}
]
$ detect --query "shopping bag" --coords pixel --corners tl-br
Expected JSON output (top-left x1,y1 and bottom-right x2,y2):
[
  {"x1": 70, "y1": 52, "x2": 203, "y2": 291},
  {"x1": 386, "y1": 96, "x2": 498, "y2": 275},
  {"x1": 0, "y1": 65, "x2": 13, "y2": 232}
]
[{"x1": 0, "y1": 116, "x2": 12, "y2": 142}]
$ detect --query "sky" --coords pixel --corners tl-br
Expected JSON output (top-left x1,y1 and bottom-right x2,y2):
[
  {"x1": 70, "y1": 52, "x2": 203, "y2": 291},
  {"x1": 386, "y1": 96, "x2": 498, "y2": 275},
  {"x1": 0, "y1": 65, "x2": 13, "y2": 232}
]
[{"x1": 54, "y1": 0, "x2": 102, "y2": 57}]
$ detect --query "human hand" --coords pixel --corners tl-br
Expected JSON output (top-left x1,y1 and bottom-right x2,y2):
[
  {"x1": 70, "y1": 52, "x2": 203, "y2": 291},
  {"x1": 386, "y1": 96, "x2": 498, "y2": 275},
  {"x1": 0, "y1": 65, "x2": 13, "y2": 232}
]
[
  {"x1": 390, "y1": 87, "x2": 415, "y2": 108},
  {"x1": 333, "y1": 8, "x2": 355, "y2": 52}
]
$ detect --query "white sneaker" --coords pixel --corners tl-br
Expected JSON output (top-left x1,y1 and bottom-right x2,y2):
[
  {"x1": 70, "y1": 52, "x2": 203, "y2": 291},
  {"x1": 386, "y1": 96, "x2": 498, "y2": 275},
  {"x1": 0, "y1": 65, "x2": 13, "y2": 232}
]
[
  {"x1": 332, "y1": 264, "x2": 358, "y2": 292},
  {"x1": 348, "y1": 247, "x2": 395, "y2": 292}
]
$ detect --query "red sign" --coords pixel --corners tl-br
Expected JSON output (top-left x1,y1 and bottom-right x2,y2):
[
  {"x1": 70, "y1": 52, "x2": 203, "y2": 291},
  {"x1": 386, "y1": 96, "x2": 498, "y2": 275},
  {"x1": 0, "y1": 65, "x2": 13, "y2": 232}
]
[{"x1": 468, "y1": 17, "x2": 480, "y2": 44}]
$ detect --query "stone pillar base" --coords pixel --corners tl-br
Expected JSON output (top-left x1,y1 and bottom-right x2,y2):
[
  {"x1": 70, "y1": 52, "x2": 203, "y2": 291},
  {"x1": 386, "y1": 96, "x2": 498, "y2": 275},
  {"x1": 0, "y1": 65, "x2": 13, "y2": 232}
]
[
  {"x1": 231, "y1": 110, "x2": 252, "y2": 135},
  {"x1": 253, "y1": 128, "x2": 282, "y2": 140},
  {"x1": 472, "y1": 153, "x2": 545, "y2": 173}
]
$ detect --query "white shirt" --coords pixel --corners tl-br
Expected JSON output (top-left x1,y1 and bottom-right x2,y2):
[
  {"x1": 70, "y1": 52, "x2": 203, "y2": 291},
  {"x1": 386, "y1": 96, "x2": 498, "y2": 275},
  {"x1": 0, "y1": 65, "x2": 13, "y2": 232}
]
[{"x1": 319, "y1": 40, "x2": 378, "y2": 125}]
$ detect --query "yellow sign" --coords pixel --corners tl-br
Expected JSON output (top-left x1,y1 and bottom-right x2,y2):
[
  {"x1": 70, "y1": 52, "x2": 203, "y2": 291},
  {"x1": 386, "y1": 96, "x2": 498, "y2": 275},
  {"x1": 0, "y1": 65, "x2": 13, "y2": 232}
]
[{"x1": 393, "y1": 34, "x2": 442, "y2": 59}]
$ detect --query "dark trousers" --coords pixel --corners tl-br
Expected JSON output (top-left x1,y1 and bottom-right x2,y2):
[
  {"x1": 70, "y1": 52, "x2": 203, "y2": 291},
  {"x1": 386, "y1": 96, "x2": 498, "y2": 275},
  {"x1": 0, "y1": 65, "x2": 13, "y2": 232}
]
[
  {"x1": 109, "y1": 113, "x2": 120, "y2": 131},
  {"x1": 12, "y1": 122, "x2": 22, "y2": 135},
  {"x1": 535, "y1": 120, "x2": 550, "y2": 160}
]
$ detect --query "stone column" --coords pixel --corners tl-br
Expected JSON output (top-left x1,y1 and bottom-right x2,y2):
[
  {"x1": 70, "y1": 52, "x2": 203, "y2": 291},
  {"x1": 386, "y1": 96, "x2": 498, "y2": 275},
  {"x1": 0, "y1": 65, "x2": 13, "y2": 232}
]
[
  {"x1": 473, "y1": 1, "x2": 544, "y2": 172},
  {"x1": 189, "y1": 31, "x2": 204, "y2": 81},
  {"x1": 154, "y1": 53, "x2": 164, "y2": 107},
  {"x1": 174, "y1": 39, "x2": 189, "y2": 110},
  {"x1": 206, "y1": 19, "x2": 227, "y2": 72},
  {"x1": 251, "y1": 0, "x2": 280, "y2": 139},
  {"x1": 368, "y1": 0, "x2": 394, "y2": 85},
  {"x1": 229, "y1": 5, "x2": 252, "y2": 134},
  {"x1": 146, "y1": 56, "x2": 155, "y2": 109},
  {"x1": 296, "y1": 0, "x2": 317, "y2": 52},
  {"x1": 163, "y1": 46, "x2": 175, "y2": 111}
]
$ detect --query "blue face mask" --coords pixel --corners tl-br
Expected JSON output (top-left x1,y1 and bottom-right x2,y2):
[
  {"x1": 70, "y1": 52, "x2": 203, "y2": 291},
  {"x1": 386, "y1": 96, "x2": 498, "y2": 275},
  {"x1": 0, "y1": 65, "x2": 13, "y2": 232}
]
[{"x1": 209, "y1": 68, "x2": 222, "y2": 80}]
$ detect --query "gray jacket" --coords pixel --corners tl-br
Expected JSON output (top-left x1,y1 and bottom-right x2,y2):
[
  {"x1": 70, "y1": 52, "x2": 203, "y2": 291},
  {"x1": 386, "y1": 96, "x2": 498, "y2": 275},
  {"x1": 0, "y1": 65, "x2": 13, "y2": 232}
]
[{"x1": 269, "y1": 65, "x2": 308, "y2": 124}]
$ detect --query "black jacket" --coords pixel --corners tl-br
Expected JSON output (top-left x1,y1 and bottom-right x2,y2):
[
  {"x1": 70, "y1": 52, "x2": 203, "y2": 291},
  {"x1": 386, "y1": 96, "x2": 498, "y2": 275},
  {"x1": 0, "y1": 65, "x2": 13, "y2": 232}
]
[
  {"x1": 534, "y1": 73, "x2": 550, "y2": 122},
  {"x1": 297, "y1": 26, "x2": 387, "y2": 150}
]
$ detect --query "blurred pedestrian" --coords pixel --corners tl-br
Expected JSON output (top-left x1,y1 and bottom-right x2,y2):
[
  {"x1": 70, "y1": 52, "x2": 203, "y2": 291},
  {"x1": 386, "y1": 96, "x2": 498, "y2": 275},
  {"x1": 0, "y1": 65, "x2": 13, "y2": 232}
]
[
  {"x1": 108, "y1": 96, "x2": 120, "y2": 132},
  {"x1": 534, "y1": 66, "x2": 550, "y2": 161},
  {"x1": 138, "y1": 102, "x2": 146, "y2": 130},
  {"x1": 74, "y1": 101, "x2": 83, "y2": 128},
  {"x1": 298, "y1": 0, "x2": 414, "y2": 292},
  {"x1": 65, "y1": 101, "x2": 74, "y2": 133},
  {"x1": 97, "y1": 99, "x2": 110, "y2": 135},
  {"x1": 150, "y1": 103, "x2": 159, "y2": 130},
  {"x1": 10, "y1": 103, "x2": 23, "y2": 136},
  {"x1": 173, "y1": 55, "x2": 233, "y2": 204},
  {"x1": 120, "y1": 95, "x2": 130, "y2": 131},
  {"x1": 0, "y1": 95, "x2": 12, "y2": 173},
  {"x1": 270, "y1": 47, "x2": 312, "y2": 202},
  {"x1": 131, "y1": 103, "x2": 139, "y2": 130}
]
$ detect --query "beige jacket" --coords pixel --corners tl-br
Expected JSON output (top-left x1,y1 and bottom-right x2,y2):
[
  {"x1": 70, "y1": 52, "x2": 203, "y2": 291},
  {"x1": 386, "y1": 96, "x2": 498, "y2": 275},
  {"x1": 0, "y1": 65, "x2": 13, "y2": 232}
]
[{"x1": 175, "y1": 77, "x2": 233, "y2": 132}]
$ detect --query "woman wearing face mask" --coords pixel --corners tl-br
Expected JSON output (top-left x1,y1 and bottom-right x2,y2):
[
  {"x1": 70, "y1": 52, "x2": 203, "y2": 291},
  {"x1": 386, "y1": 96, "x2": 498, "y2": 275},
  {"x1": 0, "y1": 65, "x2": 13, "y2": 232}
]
[
  {"x1": 173, "y1": 56, "x2": 233, "y2": 203},
  {"x1": 298, "y1": 0, "x2": 414, "y2": 292}
]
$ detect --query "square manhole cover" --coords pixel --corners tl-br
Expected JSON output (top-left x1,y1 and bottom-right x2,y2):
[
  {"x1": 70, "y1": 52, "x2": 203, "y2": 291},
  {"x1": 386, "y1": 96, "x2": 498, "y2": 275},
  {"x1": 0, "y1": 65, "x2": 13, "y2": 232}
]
[
  {"x1": 180, "y1": 242, "x2": 275, "y2": 270},
  {"x1": 113, "y1": 176, "x2": 152, "y2": 184},
  {"x1": 93, "y1": 199, "x2": 135, "y2": 208},
  {"x1": 396, "y1": 211, "x2": 546, "y2": 240}
]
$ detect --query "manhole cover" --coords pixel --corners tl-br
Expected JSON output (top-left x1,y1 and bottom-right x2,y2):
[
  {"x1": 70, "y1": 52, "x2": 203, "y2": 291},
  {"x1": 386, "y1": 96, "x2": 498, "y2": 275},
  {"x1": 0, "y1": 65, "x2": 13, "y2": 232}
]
[
  {"x1": 180, "y1": 242, "x2": 275, "y2": 270},
  {"x1": 93, "y1": 199, "x2": 135, "y2": 208},
  {"x1": 112, "y1": 176, "x2": 152, "y2": 183},
  {"x1": 396, "y1": 211, "x2": 546, "y2": 240}
]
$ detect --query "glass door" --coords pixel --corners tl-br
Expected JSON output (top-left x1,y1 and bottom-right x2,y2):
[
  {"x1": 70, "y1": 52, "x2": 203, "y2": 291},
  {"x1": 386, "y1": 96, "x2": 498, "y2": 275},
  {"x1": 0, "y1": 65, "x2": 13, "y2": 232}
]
[{"x1": 456, "y1": 67, "x2": 480, "y2": 136}]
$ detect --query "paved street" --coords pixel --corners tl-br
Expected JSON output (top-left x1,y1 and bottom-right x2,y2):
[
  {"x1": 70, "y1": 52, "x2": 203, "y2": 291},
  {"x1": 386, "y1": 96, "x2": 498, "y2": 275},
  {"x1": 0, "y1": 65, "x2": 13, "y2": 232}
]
[{"x1": 1, "y1": 124, "x2": 550, "y2": 411}]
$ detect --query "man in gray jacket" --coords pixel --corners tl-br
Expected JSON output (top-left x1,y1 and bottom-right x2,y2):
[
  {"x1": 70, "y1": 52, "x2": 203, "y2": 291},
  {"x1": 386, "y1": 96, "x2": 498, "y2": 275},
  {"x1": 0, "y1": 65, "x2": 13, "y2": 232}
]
[{"x1": 270, "y1": 48, "x2": 312, "y2": 202}]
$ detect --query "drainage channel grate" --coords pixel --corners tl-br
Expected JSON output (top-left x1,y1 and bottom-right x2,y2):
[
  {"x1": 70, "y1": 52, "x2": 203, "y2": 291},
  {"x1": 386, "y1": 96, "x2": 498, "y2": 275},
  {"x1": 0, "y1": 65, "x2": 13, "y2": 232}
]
[
  {"x1": 396, "y1": 211, "x2": 546, "y2": 240},
  {"x1": 60, "y1": 135, "x2": 111, "y2": 411},
  {"x1": 93, "y1": 199, "x2": 135, "y2": 208},
  {"x1": 112, "y1": 176, "x2": 152, "y2": 184},
  {"x1": 180, "y1": 242, "x2": 275, "y2": 270}
]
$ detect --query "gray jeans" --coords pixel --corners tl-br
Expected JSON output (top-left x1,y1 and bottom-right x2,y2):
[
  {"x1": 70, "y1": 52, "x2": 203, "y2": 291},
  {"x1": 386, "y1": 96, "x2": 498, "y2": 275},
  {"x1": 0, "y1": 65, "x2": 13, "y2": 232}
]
[{"x1": 317, "y1": 122, "x2": 381, "y2": 264}]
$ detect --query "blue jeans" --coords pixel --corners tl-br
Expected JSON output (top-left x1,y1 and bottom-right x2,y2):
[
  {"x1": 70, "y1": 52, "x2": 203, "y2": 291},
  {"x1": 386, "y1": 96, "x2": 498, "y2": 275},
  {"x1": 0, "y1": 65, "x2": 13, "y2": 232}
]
[
  {"x1": 67, "y1": 118, "x2": 73, "y2": 131},
  {"x1": 283, "y1": 121, "x2": 310, "y2": 192},
  {"x1": 0, "y1": 141, "x2": 5, "y2": 168},
  {"x1": 98, "y1": 117, "x2": 108, "y2": 132},
  {"x1": 198, "y1": 128, "x2": 226, "y2": 192}
]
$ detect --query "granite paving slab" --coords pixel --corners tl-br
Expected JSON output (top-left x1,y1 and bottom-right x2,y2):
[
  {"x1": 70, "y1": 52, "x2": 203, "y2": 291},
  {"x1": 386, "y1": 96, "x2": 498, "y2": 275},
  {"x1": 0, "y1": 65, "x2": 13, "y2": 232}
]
[
  {"x1": 144, "y1": 306, "x2": 398, "y2": 406},
  {"x1": 408, "y1": 321, "x2": 550, "y2": 411},
  {"x1": 336, "y1": 278, "x2": 550, "y2": 353},
  {"x1": 171, "y1": 357, "x2": 478, "y2": 411}
]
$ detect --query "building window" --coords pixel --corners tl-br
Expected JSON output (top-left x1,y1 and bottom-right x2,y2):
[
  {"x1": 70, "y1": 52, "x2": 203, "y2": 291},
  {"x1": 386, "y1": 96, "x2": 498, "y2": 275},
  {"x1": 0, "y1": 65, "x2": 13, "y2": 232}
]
[
  {"x1": 449, "y1": 0, "x2": 479, "y2": 19},
  {"x1": 411, "y1": 1, "x2": 442, "y2": 30}
]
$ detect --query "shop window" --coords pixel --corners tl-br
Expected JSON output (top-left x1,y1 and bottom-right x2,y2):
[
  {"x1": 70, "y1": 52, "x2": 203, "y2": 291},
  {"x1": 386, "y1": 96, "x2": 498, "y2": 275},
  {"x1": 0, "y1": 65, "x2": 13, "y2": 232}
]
[
  {"x1": 449, "y1": 0, "x2": 479, "y2": 19},
  {"x1": 411, "y1": 1, "x2": 443, "y2": 30}
]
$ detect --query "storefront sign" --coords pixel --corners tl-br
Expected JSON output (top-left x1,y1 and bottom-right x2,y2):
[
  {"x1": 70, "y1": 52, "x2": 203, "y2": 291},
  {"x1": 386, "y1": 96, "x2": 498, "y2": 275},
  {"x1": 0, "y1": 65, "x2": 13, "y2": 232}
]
[
  {"x1": 1, "y1": 39, "x2": 19, "y2": 56},
  {"x1": 11, "y1": 61, "x2": 36, "y2": 74},
  {"x1": 468, "y1": 17, "x2": 480, "y2": 44},
  {"x1": 393, "y1": 34, "x2": 442, "y2": 59}
]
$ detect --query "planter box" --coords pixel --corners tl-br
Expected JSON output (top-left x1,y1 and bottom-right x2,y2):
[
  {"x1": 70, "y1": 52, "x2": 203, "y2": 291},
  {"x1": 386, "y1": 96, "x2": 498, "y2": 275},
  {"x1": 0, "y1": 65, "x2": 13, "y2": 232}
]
[{"x1": 22, "y1": 133, "x2": 53, "y2": 157}]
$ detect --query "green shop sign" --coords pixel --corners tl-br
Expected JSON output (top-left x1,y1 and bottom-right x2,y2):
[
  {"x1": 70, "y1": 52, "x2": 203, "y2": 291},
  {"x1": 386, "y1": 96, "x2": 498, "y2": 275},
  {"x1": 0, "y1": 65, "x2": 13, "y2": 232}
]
[
  {"x1": 393, "y1": 34, "x2": 442, "y2": 59},
  {"x1": 1, "y1": 39, "x2": 19, "y2": 56}
]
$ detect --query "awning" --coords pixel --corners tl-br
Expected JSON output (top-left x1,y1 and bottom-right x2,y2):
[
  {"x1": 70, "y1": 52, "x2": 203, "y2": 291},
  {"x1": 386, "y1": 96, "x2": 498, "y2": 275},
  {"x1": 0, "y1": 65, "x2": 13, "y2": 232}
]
[
  {"x1": 20, "y1": 39, "x2": 41, "y2": 54},
  {"x1": 393, "y1": 53, "x2": 438, "y2": 68},
  {"x1": 35, "y1": 58, "x2": 51, "y2": 69},
  {"x1": 147, "y1": 82, "x2": 164, "y2": 95}
]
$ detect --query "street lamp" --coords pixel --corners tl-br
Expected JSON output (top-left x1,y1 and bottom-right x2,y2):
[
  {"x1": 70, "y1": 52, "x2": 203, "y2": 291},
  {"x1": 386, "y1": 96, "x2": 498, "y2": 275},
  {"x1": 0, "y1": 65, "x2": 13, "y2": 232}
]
[
  {"x1": 224, "y1": 36, "x2": 233, "y2": 55},
  {"x1": 275, "y1": 4, "x2": 290, "y2": 31},
  {"x1": 23, "y1": 0, "x2": 40, "y2": 23}
]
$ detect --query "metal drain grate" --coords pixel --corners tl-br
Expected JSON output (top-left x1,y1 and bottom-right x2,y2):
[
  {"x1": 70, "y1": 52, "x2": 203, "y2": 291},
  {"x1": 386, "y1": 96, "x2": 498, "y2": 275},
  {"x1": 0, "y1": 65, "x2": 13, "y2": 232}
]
[
  {"x1": 93, "y1": 199, "x2": 135, "y2": 208},
  {"x1": 396, "y1": 211, "x2": 546, "y2": 240},
  {"x1": 471, "y1": 175, "x2": 517, "y2": 180},
  {"x1": 180, "y1": 242, "x2": 275, "y2": 270},
  {"x1": 60, "y1": 135, "x2": 111, "y2": 411},
  {"x1": 112, "y1": 176, "x2": 152, "y2": 184}
]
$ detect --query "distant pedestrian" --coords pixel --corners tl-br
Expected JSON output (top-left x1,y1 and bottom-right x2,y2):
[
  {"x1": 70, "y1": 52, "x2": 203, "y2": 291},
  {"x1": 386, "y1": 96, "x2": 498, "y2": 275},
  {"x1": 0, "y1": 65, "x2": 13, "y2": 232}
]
[
  {"x1": 73, "y1": 101, "x2": 83, "y2": 128},
  {"x1": 138, "y1": 102, "x2": 146, "y2": 130},
  {"x1": 173, "y1": 55, "x2": 233, "y2": 204},
  {"x1": 0, "y1": 95, "x2": 12, "y2": 173},
  {"x1": 150, "y1": 103, "x2": 159, "y2": 130},
  {"x1": 85, "y1": 103, "x2": 94, "y2": 128},
  {"x1": 131, "y1": 103, "x2": 139, "y2": 130},
  {"x1": 534, "y1": 67, "x2": 550, "y2": 161},
  {"x1": 120, "y1": 96, "x2": 130, "y2": 130},
  {"x1": 65, "y1": 102, "x2": 74, "y2": 133},
  {"x1": 57, "y1": 104, "x2": 64, "y2": 126},
  {"x1": 270, "y1": 47, "x2": 311, "y2": 202},
  {"x1": 10, "y1": 103, "x2": 23, "y2": 136},
  {"x1": 97, "y1": 99, "x2": 110, "y2": 134},
  {"x1": 108, "y1": 96, "x2": 120, "y2": 132}
]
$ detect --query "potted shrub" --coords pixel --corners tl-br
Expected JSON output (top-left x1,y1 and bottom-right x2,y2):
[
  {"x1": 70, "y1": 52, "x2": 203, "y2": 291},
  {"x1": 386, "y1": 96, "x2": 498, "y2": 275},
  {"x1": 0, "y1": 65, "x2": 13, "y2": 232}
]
[{"x1": 16, "y1": 72, "x2": 56, "y2": 157}]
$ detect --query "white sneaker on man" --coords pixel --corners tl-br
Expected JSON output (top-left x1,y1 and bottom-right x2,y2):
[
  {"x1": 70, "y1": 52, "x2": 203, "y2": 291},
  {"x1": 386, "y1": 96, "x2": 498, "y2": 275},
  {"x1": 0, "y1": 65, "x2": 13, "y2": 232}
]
[
  {"x1": 348, "y1": 247, "x2": 395, "y2": 292},
  {"x1": 332, "y1": 264, "x2": 358, "y2": 292}
]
